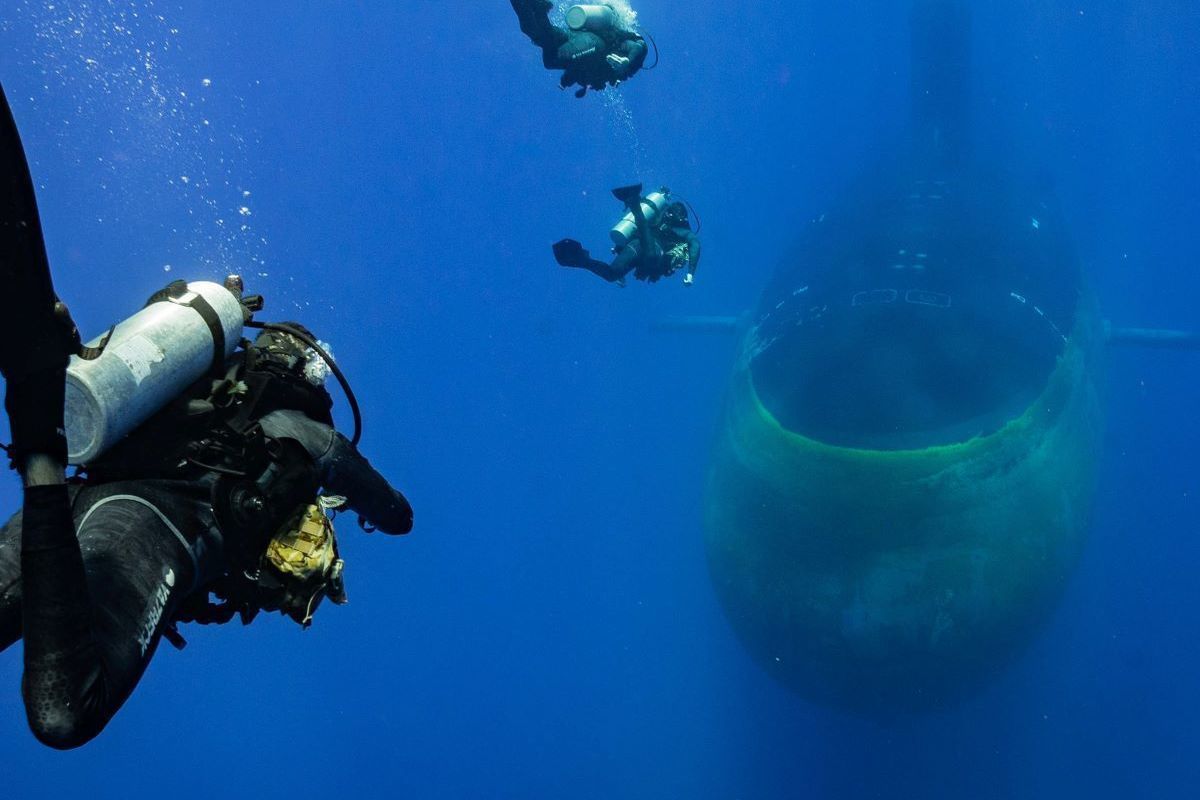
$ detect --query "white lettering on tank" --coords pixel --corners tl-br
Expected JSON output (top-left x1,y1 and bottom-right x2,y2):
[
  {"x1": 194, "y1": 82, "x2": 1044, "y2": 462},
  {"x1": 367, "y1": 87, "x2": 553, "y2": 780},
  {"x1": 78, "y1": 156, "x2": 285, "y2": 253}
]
[
  {"x1": 137, "y1": 567, "x2": 175, "y2": 655},
  {"x1": 113, "y1": 335, "x2": 166, "y2": 385}
]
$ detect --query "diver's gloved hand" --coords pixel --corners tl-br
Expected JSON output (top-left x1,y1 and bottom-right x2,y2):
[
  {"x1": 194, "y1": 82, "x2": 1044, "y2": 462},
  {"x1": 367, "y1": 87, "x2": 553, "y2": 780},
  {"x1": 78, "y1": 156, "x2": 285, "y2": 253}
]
[
  {"x1": 4, "y1": 366, "x2": 68, "y2": 472},
  {"x1": 606, "y1": 53, "x2": 631, "y2": 76},
  {"x1": 683, "y1": 273, "x2": 695, "y2": 286}
]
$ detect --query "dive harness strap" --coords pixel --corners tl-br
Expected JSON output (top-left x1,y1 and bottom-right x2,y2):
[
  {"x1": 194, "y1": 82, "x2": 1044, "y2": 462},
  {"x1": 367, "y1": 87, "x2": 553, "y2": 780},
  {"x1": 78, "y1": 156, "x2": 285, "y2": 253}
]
[
  {"x1": 168, "y1": 287, "x2": 227, "y2": 376},
  {"x1": 145, "y1": 279, "x2": 227, "y2": 375}
]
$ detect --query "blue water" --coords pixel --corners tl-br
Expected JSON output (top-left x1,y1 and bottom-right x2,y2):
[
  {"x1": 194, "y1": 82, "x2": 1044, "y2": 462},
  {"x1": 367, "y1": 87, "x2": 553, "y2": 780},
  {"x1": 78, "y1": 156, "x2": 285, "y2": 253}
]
[{"x1": 1, "y1": 2, "x2": 1198, "y2": 797}]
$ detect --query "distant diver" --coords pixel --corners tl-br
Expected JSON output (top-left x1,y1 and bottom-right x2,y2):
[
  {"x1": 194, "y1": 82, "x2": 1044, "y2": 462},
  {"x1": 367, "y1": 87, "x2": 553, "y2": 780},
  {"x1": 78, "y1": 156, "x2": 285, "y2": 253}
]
[
  {"x1": 554, "y1": 184, "x2": 701, "y2": 286},
  {"x1": 0, "y1": 81, "x2": 412, "y2": 750},
  {"x1": 510, "y1": 1, "x2": 649, "y2": 97}
]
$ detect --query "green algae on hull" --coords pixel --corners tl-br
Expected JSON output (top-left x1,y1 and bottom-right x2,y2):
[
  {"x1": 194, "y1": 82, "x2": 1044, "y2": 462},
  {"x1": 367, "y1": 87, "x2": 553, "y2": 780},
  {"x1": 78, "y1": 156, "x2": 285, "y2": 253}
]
[{"x1": 703, "y1": 298, "x2": 1106, "y2": 711}]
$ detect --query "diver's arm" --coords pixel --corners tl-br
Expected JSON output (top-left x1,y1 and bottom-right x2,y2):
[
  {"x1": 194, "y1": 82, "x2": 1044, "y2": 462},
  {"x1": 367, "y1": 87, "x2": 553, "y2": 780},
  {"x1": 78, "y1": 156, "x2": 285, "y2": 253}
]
[
  {"x1": 616, "y1": 37, "x2": 648, "y2": 75},
  {"x1": 685, "y1": 231, "x2": 702, "y2": 276},
  {"x1": 323, "y1": 433, "x2": 413, "y2": 534},
  {"x1": 259, "y1": 410, "x2": 413, "y2": 534}
]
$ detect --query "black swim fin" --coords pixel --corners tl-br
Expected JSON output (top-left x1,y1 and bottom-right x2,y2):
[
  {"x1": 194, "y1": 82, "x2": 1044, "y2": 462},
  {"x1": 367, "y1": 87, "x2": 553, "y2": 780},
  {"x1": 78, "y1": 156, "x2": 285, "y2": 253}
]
[
  {"x1": 553, "y1": 238, "x2": 591, "y2": 268},
  {"x1": 611, "y1": 183, "x2": 644, "y2": 207},
  {"x1": 0, "y1": 82, "x2": 73, "y2": 384},
  {"x1": 1, "y1": 82, "x2": 53, "y2": 290}
]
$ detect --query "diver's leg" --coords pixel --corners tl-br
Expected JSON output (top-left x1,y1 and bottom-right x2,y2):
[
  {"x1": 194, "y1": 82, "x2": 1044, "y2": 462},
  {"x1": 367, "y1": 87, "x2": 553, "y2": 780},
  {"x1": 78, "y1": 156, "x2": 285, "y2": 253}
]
[
  {"x1": 628, "y1": 205, "x2": 660, "y2": 265},
  {"x1": 554, "y1": 239, "x2": 624, "y2": 282},
  {"x1": 608, "y1": 241, "x2": 641, "y2": 280},
  {"x1": 0, "y1": 510, "x2": 22, "y2": 652},
  {"x1": 571, "y1": 257, "x2": 623, "y2": 281},
  {"x1": 610, "y1": 183, "x2": 661, "y2": 265},
  {"x1": 21, "y1": 487, "x2": 202, "y2": 749},
  {"x1": 510, "y1": 0, "x2": 569, "y2": 66}
]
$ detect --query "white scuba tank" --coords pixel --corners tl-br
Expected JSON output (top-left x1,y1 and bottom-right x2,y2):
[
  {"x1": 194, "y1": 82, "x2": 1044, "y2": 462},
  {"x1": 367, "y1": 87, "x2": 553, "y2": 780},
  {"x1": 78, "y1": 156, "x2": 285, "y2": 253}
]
[
  {"x1": 64, "y1": 280, "x2": 246, "y2": 465},
  {"x1": 609, "y1": 190, "x2": 670, "y2": 247},
  {"x1": 566, "y1": 5, "x2": 619, "y2": 32}
]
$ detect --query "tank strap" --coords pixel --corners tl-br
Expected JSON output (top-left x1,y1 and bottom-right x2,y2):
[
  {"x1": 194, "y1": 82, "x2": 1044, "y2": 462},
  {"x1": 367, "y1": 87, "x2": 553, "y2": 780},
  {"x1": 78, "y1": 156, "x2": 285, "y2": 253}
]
[
  {"x1": 148, "y1": 280, "x2": 226, "y2": 376},
  {"x1": 172, "y1": 292, "x2": 226, "y2": 376},
  {"x1": 76, "y1": 326, "x2": 114, "y2": 361}
]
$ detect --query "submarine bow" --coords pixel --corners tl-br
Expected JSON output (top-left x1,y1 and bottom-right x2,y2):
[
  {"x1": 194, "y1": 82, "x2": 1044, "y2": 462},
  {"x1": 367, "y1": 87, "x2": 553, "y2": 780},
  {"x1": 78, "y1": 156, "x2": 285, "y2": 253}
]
[{"x1": 703, "y1": 0, "x2": 1106, "y2": 710}]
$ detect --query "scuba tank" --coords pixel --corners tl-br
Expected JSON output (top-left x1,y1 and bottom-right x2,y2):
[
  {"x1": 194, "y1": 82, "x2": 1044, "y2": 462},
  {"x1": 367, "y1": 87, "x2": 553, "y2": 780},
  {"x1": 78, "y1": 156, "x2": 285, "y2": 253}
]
[
  {"x1": 64, "y1": 280, "x2": 246, "y2": 465},
  {"x1": 566, "y1": 4, "x2": 620, "y2": 33},
  {"x1": 609, "y1": 189, "x2": 670, "y2": 247}
]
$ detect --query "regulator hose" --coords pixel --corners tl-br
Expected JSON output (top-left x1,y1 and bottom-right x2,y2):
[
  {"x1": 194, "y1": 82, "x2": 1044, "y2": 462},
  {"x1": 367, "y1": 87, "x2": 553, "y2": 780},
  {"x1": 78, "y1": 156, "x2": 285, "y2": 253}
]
[
  {"x1": 641, "y1": 31, "x2": 660, "y2": 70},
  {"x1": 245, "y1": 320, "x2": 363, "y2": 446}
]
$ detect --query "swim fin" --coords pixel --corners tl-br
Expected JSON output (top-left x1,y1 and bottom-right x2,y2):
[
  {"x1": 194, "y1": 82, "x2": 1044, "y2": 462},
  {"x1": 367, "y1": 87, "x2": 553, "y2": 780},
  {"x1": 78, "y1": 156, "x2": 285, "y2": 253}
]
[
  {"x1": 1, "y1": 82, "x2": 53, "y2": 294},
  {"x1": 611, "y1": 183, "x2": 644, "y2": 207},
  {"x1": 553, "y1": 238, "x2": 591, "y2": 268},
  {"x1": 0, "y1": 81, "x2": 71, "y2": 384}
]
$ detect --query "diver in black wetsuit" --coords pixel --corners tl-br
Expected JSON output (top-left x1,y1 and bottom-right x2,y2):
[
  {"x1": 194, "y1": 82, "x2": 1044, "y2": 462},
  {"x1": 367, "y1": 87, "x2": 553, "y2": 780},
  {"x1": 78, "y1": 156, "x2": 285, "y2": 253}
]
[
  {"x1": 510, "y1": 0, "x2": 649, "y2": 97},
  {"x1": 0, "y1": 82, "x2": 412, "y2": 750},
  {"x1": 553, "y1": 184, "x2": 701, "y2": 286}
]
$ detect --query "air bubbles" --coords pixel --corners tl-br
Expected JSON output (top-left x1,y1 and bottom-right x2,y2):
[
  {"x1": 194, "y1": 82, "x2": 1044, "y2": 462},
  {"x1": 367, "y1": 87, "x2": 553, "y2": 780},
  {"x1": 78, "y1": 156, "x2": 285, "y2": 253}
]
[{"x1": 8, "y1": 2, "x2": 264, "y2": 287}]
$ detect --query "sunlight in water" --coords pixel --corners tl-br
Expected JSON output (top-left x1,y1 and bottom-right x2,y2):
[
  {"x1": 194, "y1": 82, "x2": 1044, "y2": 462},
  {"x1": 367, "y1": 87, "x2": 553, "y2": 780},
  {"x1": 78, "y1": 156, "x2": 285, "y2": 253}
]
[
  {"x1": 2, "y1": 0, "x2": 264, "y2": 277},
  {"x1": 546, "y1": 2, "x2": 647, "y2": 173}
]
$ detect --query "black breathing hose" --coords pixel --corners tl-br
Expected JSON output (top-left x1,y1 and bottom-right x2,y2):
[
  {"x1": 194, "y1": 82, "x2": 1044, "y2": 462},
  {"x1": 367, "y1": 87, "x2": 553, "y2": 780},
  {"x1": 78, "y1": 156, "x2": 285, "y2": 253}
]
[
  {"x1": 679, "y1": 197, "x2": 703, "y2": 234},
  {"x1": 245, "y1": 320, "x2": 363, "y2": 446},
  {"x1": 642, "y1": 32, "x2": 660, "y2": 70}
]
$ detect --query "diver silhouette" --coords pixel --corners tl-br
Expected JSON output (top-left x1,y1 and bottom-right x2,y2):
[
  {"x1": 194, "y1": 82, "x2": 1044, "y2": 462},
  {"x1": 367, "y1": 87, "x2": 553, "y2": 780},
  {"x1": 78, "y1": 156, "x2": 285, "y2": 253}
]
[
  {"x1": 510, "y1": 1, "x2": 650, "y2": 97},
  {"x1": 554, "y1": 184, "x2": 701, "y2": 285}
]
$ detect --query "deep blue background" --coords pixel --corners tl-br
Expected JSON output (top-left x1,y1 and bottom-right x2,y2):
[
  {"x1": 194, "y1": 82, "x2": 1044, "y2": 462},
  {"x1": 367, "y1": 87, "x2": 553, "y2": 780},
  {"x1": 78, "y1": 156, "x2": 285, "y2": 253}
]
[{"x1": 0, "y1": 2, "x2": 1197, "y2": 797}]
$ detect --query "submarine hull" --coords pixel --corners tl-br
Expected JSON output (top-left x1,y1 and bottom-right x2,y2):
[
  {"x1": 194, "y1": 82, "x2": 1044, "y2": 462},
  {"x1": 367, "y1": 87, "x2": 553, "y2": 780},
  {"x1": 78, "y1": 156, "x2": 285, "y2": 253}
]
[{"x1": 704, "y1": 302, "x2": 1105, "y2": 710}]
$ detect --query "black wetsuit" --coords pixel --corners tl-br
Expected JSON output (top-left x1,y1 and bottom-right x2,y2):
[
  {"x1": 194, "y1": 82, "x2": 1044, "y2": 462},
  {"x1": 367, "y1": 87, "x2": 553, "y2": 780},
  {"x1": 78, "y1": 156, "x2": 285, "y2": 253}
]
[
  {"x1": 0, "y1": 405, "x2": 411, "y2": 749},
  {"x1": 0, "y1": 82, "x2": 412, "y2": 750},
  {"x1": 510, "y1": 0, "x2": 648, "y2": 97}
]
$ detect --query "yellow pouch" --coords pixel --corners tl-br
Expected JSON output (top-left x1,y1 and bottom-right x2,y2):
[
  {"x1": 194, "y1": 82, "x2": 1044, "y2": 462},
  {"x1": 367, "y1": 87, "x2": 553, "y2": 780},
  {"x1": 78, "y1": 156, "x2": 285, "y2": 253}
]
[
  {"x1": 261, "y1": 496, "x2": 349, "y2": 627},
  {"x1": 266, "y1": 502, "x2": 337, "y2": 581}
]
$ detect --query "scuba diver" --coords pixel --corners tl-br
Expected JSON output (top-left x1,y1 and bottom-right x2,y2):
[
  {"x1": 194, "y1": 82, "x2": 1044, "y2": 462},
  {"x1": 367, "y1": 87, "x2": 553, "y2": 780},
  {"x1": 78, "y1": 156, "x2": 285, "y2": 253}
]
[
  {"x1": 553, "y1": 184, "x2": 701, "y2": 286},
  {"x1": 0, "y1": 82, "x2": 412, "y2": 750},
  {"x1": 510, "y1": 1, "x2": 649, "y2": 97}
]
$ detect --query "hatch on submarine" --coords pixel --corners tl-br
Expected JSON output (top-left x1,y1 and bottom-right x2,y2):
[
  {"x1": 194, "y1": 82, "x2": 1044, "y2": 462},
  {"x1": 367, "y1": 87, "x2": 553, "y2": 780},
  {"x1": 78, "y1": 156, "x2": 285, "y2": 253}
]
[{"x1": 702, "y1": 0, "x2": 1108, "y2": 710}]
